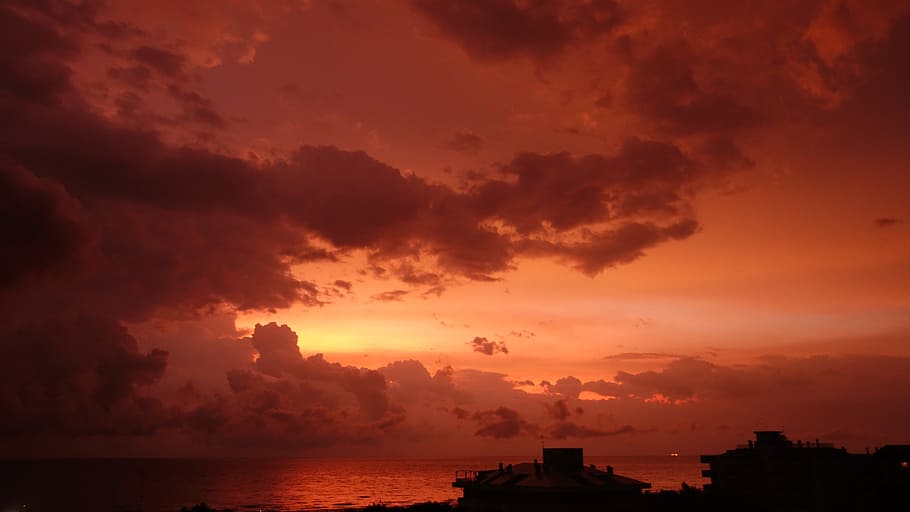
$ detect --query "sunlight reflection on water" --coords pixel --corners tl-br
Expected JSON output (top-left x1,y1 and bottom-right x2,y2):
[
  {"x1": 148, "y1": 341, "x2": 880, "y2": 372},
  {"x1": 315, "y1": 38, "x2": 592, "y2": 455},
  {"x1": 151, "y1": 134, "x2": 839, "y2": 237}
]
[{"x1": 2, "y1": 456, "x2": 708, "y2": 511}]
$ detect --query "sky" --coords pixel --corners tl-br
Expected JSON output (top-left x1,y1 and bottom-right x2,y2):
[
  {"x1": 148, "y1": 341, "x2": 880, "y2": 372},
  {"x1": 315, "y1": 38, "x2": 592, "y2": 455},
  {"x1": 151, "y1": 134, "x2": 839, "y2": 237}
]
[{"x1": 1, "y1": 0, "x2": 909, "y2": 458}]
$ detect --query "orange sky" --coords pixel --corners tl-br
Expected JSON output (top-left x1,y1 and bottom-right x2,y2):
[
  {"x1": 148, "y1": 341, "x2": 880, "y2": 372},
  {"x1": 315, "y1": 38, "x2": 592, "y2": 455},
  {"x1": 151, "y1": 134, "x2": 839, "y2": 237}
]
[{"x1": 1, "y1": 0, "x2": 909, "y2": 457}]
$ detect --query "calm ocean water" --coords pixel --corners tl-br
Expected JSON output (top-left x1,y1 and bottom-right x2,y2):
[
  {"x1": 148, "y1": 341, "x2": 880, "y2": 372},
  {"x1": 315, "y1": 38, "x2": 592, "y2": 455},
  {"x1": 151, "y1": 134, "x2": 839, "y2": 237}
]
[{"x1": 1, "y1": 456, "x2": 708, "y2": 512}]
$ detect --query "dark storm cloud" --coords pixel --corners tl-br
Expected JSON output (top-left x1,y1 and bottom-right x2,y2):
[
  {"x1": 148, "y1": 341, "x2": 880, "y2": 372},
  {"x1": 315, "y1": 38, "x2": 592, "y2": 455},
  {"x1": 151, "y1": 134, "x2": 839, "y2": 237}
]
[
  {"x1": 0, "y1": 315, "x2": 168, "y2": 437},
  {"x1": 472, "y1": 406, "x2": 537, "y2": 439},
  {"x1": 2, "y1": 206, "x2": 323, "y2": 321},
  {"x1": 0, "y1": 164, "x2": 88, "y2": 288},
  {"x1": 410, "y1": 0, "x2": 622, "y2": 61},
  {"x1": 0, "y1": 2, "x2": 78, "y2": 103},
  {"x1": 9, "y1": 90, "x2": 699, "y2": 292},
  {"x1": 471, "y1": 139, "x2": 692, "y2": 233},
  {"x1": 623, "y1": 43, "x2": 761, "y2": 136}
]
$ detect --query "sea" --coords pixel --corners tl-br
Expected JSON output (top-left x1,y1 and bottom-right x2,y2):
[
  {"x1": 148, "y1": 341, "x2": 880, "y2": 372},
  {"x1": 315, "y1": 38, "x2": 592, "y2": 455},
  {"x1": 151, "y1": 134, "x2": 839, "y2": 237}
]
[{"x1": 1, "y1": 456, "x2": 708, "y2": 512}]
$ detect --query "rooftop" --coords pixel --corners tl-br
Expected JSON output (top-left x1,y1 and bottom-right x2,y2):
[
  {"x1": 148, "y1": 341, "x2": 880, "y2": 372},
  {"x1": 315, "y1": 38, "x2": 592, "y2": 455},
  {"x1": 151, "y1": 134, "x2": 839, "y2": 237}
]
[{"x1": 453, "y1": 447, "x2": 650, "y2": 493}]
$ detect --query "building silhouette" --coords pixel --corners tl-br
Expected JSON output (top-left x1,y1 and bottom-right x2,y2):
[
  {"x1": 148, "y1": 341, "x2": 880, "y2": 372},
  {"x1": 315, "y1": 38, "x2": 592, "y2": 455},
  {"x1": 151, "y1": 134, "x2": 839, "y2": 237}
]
[
  {"x1": 453, "y1": 447, "x2": 650, "y2": 511},
  {"x1": 701, "y1": 430, "x2": 910, "y2": 511}
]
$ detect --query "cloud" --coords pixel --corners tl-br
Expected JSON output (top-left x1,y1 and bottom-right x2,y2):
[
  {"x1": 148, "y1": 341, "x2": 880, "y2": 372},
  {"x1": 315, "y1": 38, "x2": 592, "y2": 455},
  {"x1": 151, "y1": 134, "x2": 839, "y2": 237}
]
[
  {"x1": 0, "y1": 164, "x2": 88, "y2": 288},
  {"x1": 371, "y1": 290, "x2": 410, "y2": 302},
  {"x1": 379, "y1": 359, "x2": 459, "y2": 405},
  {"x1": 451, "y1": 406, "x2": 471, "y2": 420},
  {"x1": 874, "y1": 217, "x2": 903, "y2": 227},
  {"x1": 582, "y1": 354, "x2": 910, "y2": 412},
  {"x1": 544, "y1": 399, "x2": 572, "y2": 421},
  {"x1": 167, "y1": 85, "x2": 227, "y2": 128},
  {"x1": 545, "y1": 422, "x2": 636, "y2": 440},
  {"x1": 410, "y1": 0, "x2": 622, "y2": 62},
  {"x1": 2, "y1": 1, "x2": 711, "y2": 295},
  {"x1": 472, "y1": 406, "x2": 537, "y2": 439},
  {"x1": 542, "y1": 376, "x2": 583, "y2": 398},
  {"x1": 244, "y1": 323, "x2": 398, "y2": 422},
  {"x1": 471, "y1": 336, "x2": 509, "y2": 355},
  {"x1": 526, "y1": 219, "x2": 700, "y2": 276},
  {"x1": 0, "y1": 315, "x2": 168, "y2": 437},
  {"x1": 152, "y1": 322, "x2": 408, "y2": 451},
  {"x1": 622, "y1": 43, "x2": 761, "y2": 136},
  {"x1": 130, "y1": 45, "x2": 186, "y2": 77},
  {"x1": 106, "y1": 65, "x2": 154, "y2": 92},
  {"x1": 470, "y1": 139, "x2": 693, "y2": 233},
  {"x1": 604, "y1": 352, "x2": 683, "y2": 360},
  {"x1": 446, "y1": 129, "x2": 483, "y2": 153},
  {"x1": 0, "y1": 2, "x2": 78, "y2": 104},
  {"x1": 392, "y1": 262, "x2": 443, "y2": 288},
  {"x1": 248, "y1": 322, "x2": 302, "y2": 376}
]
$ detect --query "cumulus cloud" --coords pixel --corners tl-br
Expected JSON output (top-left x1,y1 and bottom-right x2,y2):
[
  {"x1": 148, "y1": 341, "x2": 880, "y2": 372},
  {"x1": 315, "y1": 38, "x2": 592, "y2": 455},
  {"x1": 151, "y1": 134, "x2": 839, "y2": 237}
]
[
  {"x1": 161, "y1": 322, "x2": 409, "y2": 451},
  {"x1": 471, "y1": 336, "x2": 509, "y2": 356},
  {"x1": 542, "y1": 376, "x2": 583, "y2": 398}
]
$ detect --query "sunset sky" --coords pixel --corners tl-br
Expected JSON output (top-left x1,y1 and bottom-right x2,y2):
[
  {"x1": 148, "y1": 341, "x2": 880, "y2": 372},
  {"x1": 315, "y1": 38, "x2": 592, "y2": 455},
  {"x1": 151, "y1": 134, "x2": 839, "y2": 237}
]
[{"x1": 2, "y1": 0, "x2": 909, "y2": 458}]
